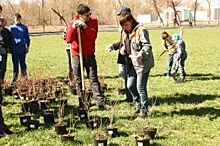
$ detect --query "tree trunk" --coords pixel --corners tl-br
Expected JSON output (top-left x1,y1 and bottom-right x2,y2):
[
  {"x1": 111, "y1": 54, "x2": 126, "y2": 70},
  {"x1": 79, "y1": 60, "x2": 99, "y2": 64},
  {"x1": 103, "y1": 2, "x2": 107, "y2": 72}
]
[
  {"x1": 207, "y1": 0, "x2": 211, "y2": 24},
  {"x1": 193, "y1": 0, "x2": 198, "y2": 26}
]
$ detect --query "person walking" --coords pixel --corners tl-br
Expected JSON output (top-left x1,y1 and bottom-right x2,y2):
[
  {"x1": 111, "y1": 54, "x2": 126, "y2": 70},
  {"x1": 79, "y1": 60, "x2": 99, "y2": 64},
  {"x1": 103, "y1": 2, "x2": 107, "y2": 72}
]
[
  {"x1": 119, "y1": 13, "x2": 154, "y2": 118},
  {"x1": 64, "y1": 4, "x2": 106, "y2": 109},
  {"x1": 9, "y1": 13, "x2": 30, "y2": 82}
]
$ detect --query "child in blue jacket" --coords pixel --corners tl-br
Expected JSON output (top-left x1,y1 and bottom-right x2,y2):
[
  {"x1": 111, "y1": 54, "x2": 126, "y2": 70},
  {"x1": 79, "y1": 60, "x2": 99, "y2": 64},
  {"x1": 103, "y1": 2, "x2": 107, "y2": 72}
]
[{"x1": 9, "y1": 13, "x2": 30, "y2": 82}]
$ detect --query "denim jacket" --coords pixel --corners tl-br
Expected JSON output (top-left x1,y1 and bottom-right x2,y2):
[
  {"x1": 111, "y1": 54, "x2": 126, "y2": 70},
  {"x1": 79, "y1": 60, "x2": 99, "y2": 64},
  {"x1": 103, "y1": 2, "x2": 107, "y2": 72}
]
[{"x1": 121, "y1": 24, "x2": 154, "y2": 74}]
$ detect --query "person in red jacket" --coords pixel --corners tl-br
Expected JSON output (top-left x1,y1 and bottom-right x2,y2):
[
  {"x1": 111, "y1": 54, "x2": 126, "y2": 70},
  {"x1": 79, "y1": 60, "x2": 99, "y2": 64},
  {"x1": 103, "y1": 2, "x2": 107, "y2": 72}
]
[{"x1": 64, "y1": 4, "x2": 105, "y2": 109}]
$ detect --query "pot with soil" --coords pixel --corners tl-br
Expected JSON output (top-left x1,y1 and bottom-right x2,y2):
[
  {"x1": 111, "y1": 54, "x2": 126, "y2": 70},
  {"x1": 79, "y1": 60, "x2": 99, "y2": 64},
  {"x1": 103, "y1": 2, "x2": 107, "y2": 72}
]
[
  {"x1": 39, "y1": 100, "x2": 49, "y2": 111},
  {"x1": 48, "y1": 97, "x2": 56, "y2": 104},
  {"x1": 54, "y1": 122, "x2": 68, "y2": 135},
  {"x1": 86, "y1": 116, "x2": 99, "y2": 130},
  {"x1": 19, "y1": 113, "x2": 31, "y2": 126},
  {"x1": 43, "y1": 109, "x2": 55, "y2": 125},
  {"x1": 94, "y1": 134, "x2": 108, "y2": 146},
  {"x1": 27, "y1": 119, "x2": 40, "y2": 130},
  {"x1": 77, "y1": 108, "x2": 88, "y2": 121},
  {"x1": 61, "y1": 133, "x2": 75, "y2": 143},
  {"x1": 143, "y1": 127, "x2": 157, "y2": 139},
  {"x1": 29, "y1": 100, "x2": 40, "y2": 114},
  {"x1": 106, "y1": 125, "x2": 118, "y2": 138},
  {"x1": 20, "y1": 101, "x2": 29, "y2": 113},
  {"x1": 135, "y1": 135, "x2": 150, "y2": 146},
  {"x1": 20, "y1": 93, "x2": 27, "y2": 100}
]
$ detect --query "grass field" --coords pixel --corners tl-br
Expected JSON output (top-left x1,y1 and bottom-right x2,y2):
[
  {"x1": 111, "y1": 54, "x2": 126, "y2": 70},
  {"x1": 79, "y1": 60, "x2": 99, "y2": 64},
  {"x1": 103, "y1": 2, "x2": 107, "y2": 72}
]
[{"x1": 0, "y1": 26, "x2": 220, "y2": 146}]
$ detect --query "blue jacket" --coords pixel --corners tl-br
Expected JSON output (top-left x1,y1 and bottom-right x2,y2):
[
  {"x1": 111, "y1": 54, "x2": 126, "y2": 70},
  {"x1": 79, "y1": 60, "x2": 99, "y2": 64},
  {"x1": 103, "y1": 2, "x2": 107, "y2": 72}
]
[{"x1": 9, "y1": 23, "x2": 30, "y2": 53}]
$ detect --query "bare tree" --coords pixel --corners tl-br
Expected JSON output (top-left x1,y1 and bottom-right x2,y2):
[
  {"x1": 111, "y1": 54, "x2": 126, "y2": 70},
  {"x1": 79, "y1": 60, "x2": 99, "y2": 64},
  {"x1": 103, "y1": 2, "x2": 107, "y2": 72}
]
[
  {"x1": 193, "y1": 0, "x2": 199, "y2": 26},
  {"x1": 151, "y1": 0, "x2": 165, "y2": 26},
  {"x1": 169, "y1": 0, "x2": 182, "y2": 27},
  {"x1": 206, "y1": 0, "x2": 212, "y2": 24}
]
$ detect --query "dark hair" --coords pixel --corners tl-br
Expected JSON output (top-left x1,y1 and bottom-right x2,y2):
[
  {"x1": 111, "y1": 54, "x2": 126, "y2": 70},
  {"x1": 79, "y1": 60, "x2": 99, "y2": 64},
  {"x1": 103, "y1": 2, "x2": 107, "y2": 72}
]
[
  {"x1": 162, "y1": 31, "x2": 169, "y2": 40},
  {"x1": 77, "y1": 4, "x2": 90, "y2": 15},
  {"x1": 119, "y1": 13, "x2": 135, "y2": 26},
  {"x1": 0, "y1": 5, "x2": 2, "y2": 11},
  {"x1": 15, "y1": 13, "x2": 22, "y2": 19}
]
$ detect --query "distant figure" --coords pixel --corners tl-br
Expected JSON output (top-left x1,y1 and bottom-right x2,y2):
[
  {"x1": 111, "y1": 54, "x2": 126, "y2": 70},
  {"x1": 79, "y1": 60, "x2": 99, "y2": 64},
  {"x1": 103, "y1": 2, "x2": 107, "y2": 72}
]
[
  {"x1": 172, "y1": 34, "x2": 187, "y2": 82},
  {"x1": 189, "y1": 19, "x2": 192, "y2": 27},
  {"x1": 161, "y1": 31, "x2": 176, "y2": 77},
  {"x1": 9, "y1": 13, "x2": 30, "y2": 82}
]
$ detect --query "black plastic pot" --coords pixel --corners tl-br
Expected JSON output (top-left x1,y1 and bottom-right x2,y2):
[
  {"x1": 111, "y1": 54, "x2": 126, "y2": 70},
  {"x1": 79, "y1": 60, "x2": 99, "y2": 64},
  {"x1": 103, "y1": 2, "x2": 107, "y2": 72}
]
[
  {"x1": 43, "y1": 110, "x2": 55, "y2": 125},
  {"x1": 77, "y1": 108, "x2": 88, "y2": 120},
  {"x1": 19, "y1": 114, "x2": 31, "y2": 126},
  {"x1": 86, "y1": 119, "x2": 98, "y2": 130},
  {"x1": 135, "y1": 135, "x2": 150, "y2": 146},
  {"x1": 61, "y1": 134, "x2": 75, "y2": 143},
  {"x1": 55, "y1": 123, "x2": 68, "y2": 135},
  {"x1": 29, "y1": 100, "x2": 40, "y2": 114},
  {"x1": 4, "y1": 86, "x2": 13, "y2": 96},
  {"x1": 106, "y1": 126, "x2": 118, "y2": 138},
  {"x1": 94, "y1": 135, "x2": 108, "y2": 146},
  {"x1": 69, "y1": 85, "x2": 77, "y2": 95},
  {"x1": 143, "y1": 127, "x2": 157, "y2": 139},
  {"x1": 48, "y1": 97, "x2": 56, "y2": 104},
  {"x1": 20, "y1": 101, "x2": 29, "y2": 113},
  {"x1": 118, "y1": 88, "x2": 126, "y2": 95},
  {"x1": 39, "y1": 100, "x2": 49, "y2": 110},
  {"x1": 27, "y1": 119, "x2": 39, "y2": 130}
]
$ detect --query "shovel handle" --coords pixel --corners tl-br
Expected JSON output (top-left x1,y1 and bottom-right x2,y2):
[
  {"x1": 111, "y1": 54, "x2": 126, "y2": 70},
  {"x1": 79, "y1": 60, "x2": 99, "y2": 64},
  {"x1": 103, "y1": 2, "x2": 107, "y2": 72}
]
[{"x1": 77, "y1": 27, "x2": 85, "y2": 91}]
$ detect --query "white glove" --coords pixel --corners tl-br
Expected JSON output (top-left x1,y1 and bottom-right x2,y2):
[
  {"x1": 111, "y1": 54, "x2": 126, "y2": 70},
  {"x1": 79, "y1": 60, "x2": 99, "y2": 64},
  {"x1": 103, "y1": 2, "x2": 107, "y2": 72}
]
[
  {"x1": 120, "y1": 46, "x2": 126, "y2": 55},
  {"x1": 61, "y1": 27, "x2": 68, "y2": 39},
  {"x1": 106, "y1": 44, "x2": 114, "y2": 52},
  {"x1": 72, "y1": 20, "x2": 87, "y2": 29}
]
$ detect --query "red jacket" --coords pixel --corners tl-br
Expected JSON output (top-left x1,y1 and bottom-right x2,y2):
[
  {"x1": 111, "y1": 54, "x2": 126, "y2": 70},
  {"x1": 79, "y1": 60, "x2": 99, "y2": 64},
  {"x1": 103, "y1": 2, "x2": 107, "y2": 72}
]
[{"x1": 64, "y1": 15, "x2": 98, "y2": 57}]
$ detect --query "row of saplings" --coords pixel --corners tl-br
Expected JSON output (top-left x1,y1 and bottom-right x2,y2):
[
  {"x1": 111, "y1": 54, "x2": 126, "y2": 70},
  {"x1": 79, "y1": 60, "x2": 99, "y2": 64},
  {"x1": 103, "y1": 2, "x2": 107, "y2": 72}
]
[{"x1": 3, "y1": 76, "x2": 157, "y2": 146}]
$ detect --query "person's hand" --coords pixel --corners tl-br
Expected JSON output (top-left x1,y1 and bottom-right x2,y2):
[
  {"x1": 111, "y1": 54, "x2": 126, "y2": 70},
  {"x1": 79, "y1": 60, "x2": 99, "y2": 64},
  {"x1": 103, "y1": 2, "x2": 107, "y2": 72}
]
[
  {"x1": 119, "y1": 46, "x2": 126, "y2": 55},
  {"x1": 106, "y1": 44, "x2": 114, "y2": 52},
  {"x1": 61, "y1": 27, "x2": 68, "y2": 39},
  {"x1": 26, "y1": 47, "x2": 29, "y2": 54},
  {"x1": 72, "y1": 20, "x2": 87, "y2": 29}
]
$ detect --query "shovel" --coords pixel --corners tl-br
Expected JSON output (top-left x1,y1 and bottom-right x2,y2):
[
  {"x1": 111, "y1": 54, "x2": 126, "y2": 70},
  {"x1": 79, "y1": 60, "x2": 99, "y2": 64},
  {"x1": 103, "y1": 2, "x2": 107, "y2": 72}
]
[{"x1": 77, "y1": 27, "x2": 85, "y2": 92}]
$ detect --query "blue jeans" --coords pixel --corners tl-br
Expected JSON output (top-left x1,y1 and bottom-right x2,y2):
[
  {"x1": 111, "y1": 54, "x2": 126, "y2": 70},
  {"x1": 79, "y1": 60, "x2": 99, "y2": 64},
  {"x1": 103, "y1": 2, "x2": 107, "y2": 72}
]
[
  {"x1": 174, "y1": 56, "x2": 187, "y2": 78},
  {"x1": 167, "y1": 54, "x2": 174, "y2": 76},
  {"x1": 12, "y1": 51, "x2": 27, "y2": 82},
  {"x1": 126, "y1": 64, "x2": 150, "y2": 115}
]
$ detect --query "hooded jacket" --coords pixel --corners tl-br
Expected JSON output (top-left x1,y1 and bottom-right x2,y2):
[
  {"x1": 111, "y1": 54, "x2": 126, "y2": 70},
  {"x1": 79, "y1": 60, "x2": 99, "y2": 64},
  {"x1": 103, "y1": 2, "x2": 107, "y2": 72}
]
[{"x1": 121, "y1": 24, "x2": 154, "y2": 74}]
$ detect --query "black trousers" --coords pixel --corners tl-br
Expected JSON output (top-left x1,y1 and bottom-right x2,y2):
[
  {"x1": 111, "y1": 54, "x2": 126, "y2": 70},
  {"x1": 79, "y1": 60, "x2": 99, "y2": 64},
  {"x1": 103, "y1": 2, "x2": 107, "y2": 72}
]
[
  {"x1": 72, "y1": 55, "x2": 104, "y2": 106},
  {"x1": 0, "y1": 87, "x2": 8, "y2": 132},
  {"x1": 0, "y1": 53, "x2": 7, "y2": 81}
]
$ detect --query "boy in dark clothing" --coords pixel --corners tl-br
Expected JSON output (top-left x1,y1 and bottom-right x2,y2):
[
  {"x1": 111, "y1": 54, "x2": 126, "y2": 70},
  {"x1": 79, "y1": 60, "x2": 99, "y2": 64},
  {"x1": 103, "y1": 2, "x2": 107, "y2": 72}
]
[{"x1": 9, "y1": 13, "x2": 30, "y2": 82}]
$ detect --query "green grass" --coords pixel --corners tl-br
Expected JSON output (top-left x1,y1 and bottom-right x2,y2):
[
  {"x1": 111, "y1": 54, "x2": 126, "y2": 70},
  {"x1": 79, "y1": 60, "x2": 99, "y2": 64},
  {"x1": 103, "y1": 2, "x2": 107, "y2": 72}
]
[{"x1": 1, "y1": 26, "x2": 220, "y2": 146}]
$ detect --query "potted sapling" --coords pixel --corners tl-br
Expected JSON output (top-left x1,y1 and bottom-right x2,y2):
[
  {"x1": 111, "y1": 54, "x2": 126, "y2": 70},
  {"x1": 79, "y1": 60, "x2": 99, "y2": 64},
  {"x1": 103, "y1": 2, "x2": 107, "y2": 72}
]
[
  {"x1": 94, "y1": 134, "x2": 108, "y2": 146},
  {"x1": 54, "y1": 101, "x2": 67, "y2": 135},
  {"x1": 135, "y1": 134, "x2": 150, "y2": 146},
  {"x1": 61, "y1": 112, "x2": 77, "y2": 143},
  {"x1": 106, "y1": 105, "x2": 118, "y2": 138}
]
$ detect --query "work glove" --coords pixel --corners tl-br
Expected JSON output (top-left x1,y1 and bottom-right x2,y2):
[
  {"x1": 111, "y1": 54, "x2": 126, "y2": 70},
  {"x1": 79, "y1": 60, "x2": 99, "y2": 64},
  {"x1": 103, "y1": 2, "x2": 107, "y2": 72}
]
[
  {"x1": 106, "y1": 44, "x2": 114, "y2": 52},
  {"x1": 72, "y1": 20, "x2": 87, "y2": 29},
  {"x1": 61, "y1": 27, "x2": 68, "y2": 39},
  {"x1": 119, "y1": 46, "x2": 126, "y2": 55}
]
